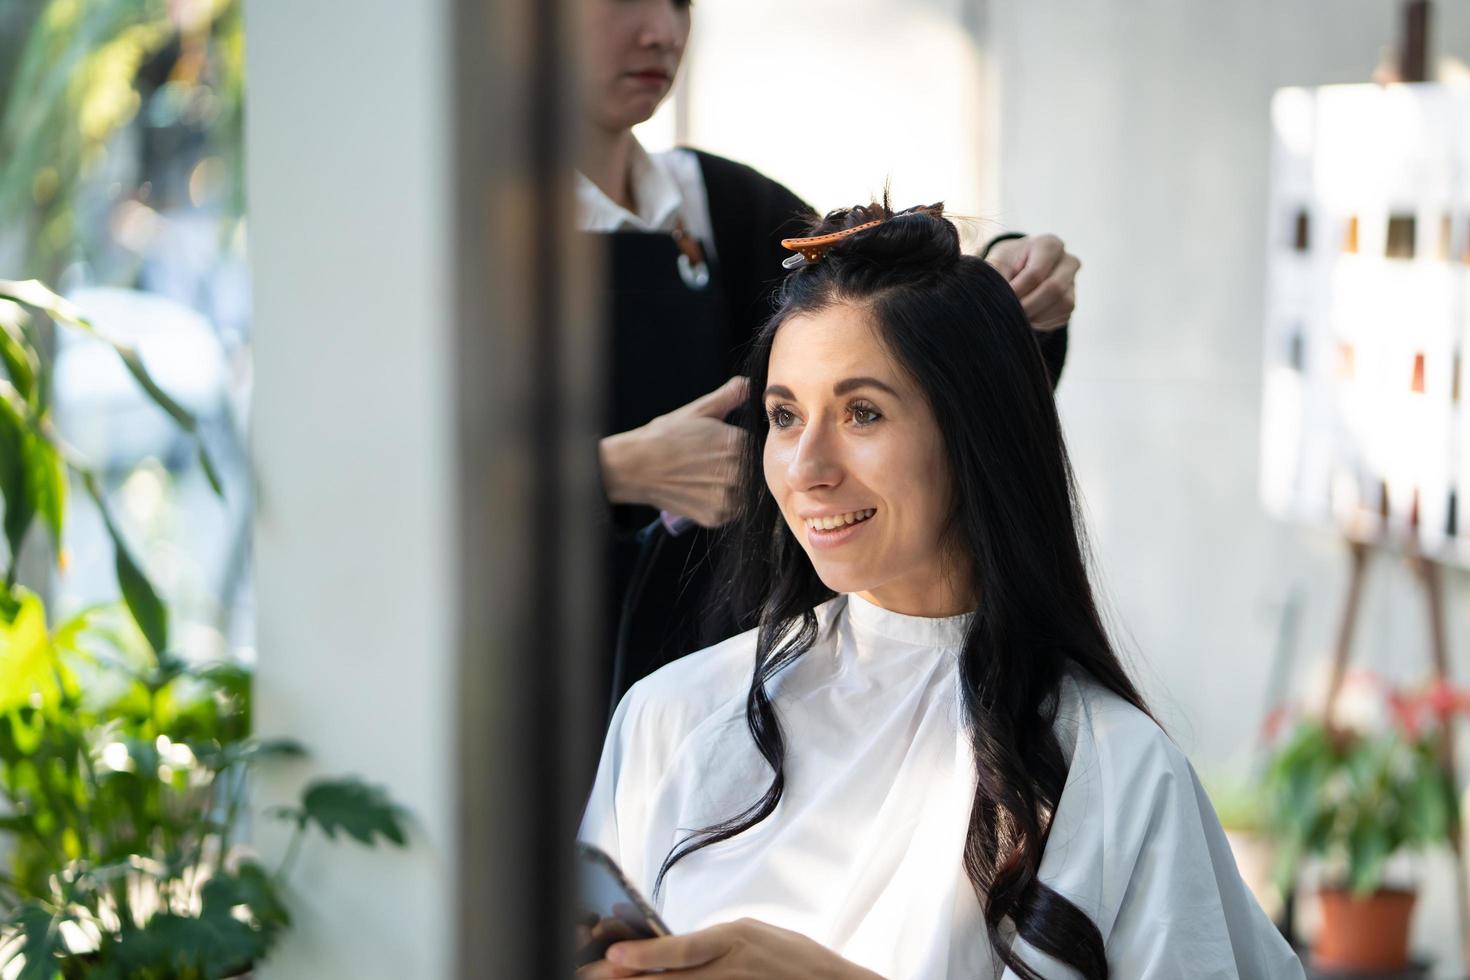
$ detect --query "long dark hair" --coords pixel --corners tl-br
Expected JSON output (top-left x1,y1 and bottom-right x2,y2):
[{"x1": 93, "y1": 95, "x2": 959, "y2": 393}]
[{"x1": 656, "y1": 201, "x2": 1154, "y2": 979}]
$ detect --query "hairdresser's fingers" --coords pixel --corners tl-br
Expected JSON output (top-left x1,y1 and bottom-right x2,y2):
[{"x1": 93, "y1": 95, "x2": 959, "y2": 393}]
[
  {"x1": 983, "y1": 238, "x2": 1025, "y2": 280},
  {"x1": 685, "y1": 489, "x2": 740, "y2": 529},
  {"x1": 1027, "y1": 285, "x2": 1077, "y2": 331},
  {"x1": 658, "y1": 426, "x2": 743, "y2": 527},
  {"x1": 677, "y1": 501, "x2": 737, "y2": 531},
  {"x1": 612, "y1": 409, "x2": 748, "y2": 520},
  {"x1": 1003, "y1": 234, "x2": 1067, "y2": 301},
  {"x1": 709, "y1": 483, "x2": 742, "y2": 527},
  {"x1": 683, "y1": 375, "x2": 750, "y2": 421},
  {"x1": 1021, "y1": 253, "x2": 1080, "y2": 330},
  {"x1": 704, "y1": 421, "x2": 747, "y2": 489}
]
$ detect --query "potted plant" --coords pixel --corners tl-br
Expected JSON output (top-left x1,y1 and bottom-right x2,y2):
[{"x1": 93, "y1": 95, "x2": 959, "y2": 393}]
[
  {"x1": 1263, "y1": 672, "x2": 1466, "y2": 973},
  {"x1": 0, "y1": 279, "x2": 407, "y2": 978}
]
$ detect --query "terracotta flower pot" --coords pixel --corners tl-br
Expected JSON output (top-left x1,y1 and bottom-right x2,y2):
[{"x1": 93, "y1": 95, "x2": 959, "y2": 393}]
[{"x1": 1313, "y1": 886, "x2": 1416, "y2": 972}]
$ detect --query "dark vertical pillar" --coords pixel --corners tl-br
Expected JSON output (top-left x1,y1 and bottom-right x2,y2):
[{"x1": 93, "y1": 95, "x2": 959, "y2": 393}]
[{"x1": 454, "y1": 0, "x2": 602, "y2": 974}]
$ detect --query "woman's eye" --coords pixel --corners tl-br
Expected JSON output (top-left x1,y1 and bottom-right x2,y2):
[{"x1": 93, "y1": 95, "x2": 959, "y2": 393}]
[
  {"x1": 851, "y1": 403, "x2": 882, "y2": 426},
  {"x1": 767, "y1": 406, "x2": 796, "y2": 429}
]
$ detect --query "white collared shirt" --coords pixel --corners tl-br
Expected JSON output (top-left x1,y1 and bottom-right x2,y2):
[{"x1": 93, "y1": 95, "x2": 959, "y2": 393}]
[{"x1": 575, "y1": 140, "x2": 718, "y2": 259}]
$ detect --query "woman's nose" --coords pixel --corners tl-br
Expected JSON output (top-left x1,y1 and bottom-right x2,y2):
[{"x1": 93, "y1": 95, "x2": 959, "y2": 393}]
[
  {"x1": 636, "y1": 2, "x2": 683, "y2": 50},
  {"x1": 788, "y1": 424, "x2": 842, "y2": 491}
]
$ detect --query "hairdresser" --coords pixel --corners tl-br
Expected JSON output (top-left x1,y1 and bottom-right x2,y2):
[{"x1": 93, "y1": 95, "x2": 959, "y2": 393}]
[{"x1": 578, "y1": 0, "x2": 1081, "y2": 716}]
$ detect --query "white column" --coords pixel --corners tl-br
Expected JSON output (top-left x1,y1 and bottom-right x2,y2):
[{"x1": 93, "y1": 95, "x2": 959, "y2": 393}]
[{"x1": 244, "y1": 3, "x2": 455, "y2": 976}]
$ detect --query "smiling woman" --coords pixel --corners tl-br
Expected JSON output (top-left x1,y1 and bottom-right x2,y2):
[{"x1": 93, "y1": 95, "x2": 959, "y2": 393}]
[
  {"x1": 578, "y1": 201, "x2": 1305, "y2": 980},
  {"x1": 762, "y1": 307, "x2": 962, "y2": 617}
]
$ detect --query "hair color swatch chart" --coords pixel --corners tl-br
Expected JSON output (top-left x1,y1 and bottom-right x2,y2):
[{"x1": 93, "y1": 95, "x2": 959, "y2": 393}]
[{"x1": 1261, "y1": 83, "x2": 1470, "y2": 566}]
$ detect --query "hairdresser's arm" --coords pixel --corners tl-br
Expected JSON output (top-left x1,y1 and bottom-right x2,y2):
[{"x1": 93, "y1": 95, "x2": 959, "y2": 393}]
[
  {"x1": 578, "y1": 918, "x2": 887, "y2": 980},
  {"x1": 982, "y1": 233, "x2": 1079, "y2": 332},
  {"x1": 598, "y1": 376, "x2": 749, "y2": 529}
]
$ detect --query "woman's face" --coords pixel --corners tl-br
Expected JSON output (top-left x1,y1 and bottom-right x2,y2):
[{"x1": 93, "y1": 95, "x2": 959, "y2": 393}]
[
  {"x1": 579, "y1": 0, "x2": 690, "y2": 134},
  {"x1": 762, "y1": 303, "x2": 968, "y2": 617}
]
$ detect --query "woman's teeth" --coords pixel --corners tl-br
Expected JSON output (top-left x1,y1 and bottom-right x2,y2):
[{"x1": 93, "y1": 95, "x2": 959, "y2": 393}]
[{"x1": 805, "y1": 509, "x2": 876, "y2": 531}]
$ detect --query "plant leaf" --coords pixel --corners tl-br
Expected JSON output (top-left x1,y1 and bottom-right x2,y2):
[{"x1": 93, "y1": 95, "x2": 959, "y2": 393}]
[
  {"x1": 0, "y1": 391, "x2": 34, "y2": 573},
  {"x1": 108, "y1": 346, "x2": 225, "y2": 501},
  {"x1": 0, "y1": 281, "x2": 88, "y2": 328},
  {"x1": 109, "y1": 344, "x2": 196, "y2": 434},
  {"x1": 194, "y1": 736, "x2": 306, "y2": 772},
  {"x1": 1407, "y1": 768, "x2": 1452, "y2": 844},
  {"x1": 204, "y1": 859, "x2": 291, "y2": 936},
  {"x1": 1348, "y1": 820, "x2": 1391, "y2": 896},
  {"x1": 81, "y1": 475, "x2": 167, "y2": 656},
  {"x1": 0, "y1": 591, "x2": 61, "y2": 713},
  {"x1": 0, "y1": 310, "x2": 38, "y2": 404},
  {"x1": 109, "y1": 526, "x2": 167, "y2": 658},
  {"x1": 265, "y1": 804, "x2": 306, "y2": 829},
  {"x1": 22, "y1": 430, "x2": 64, "y2": 556},
  {"x1": 198, "y1": 442, "x2": 225, "y2": 497},
  {"x1": 191, "y1": 660, "x2": 251, "y2": 696},
  {"x1": 2, "y1": 901, "x2": 72, "y2": 980},
  {"x1": 299, "y1": 778, "x2": 409, "y2": 847},
  {"x1": 104, "y1": 909, "x2": 260, "y2": 979},
  {"x1": 0, "y1": 279, "x2": 225, "y2": 500}
]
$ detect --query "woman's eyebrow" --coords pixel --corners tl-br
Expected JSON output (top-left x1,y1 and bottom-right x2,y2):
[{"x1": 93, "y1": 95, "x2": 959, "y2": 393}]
[
  {"x1": 764, "y1": 378, "x2": 901, "y2": 400},
  {"x1": 833, "y1": 376, "x2": 899, "y2": 398}
]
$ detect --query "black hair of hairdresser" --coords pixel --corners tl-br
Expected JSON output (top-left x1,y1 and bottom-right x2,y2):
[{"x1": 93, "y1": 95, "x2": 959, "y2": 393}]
[{"x1": 653, "y1": 199, "x2": 1155, "y2": 980}]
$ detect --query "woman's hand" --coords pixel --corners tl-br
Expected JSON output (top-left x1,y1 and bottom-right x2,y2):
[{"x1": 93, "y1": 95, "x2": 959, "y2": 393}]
[
  {"x1": 984, "y1": 233, "x2": 1080, "y2": 331},
  {"x1": 576, "y1": 917, "x2": 886, "y2": 979},
  {"x1": 599, "y1": 376, "x2": 749, "y2": 528}
]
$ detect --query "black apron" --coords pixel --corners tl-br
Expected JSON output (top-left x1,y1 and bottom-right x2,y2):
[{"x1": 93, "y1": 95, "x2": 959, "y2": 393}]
[{"x1": 599, "y1": 230, "x2": 736, "y2": 715}]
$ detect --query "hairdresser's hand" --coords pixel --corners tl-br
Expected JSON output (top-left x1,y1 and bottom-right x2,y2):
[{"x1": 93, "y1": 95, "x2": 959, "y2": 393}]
[
  {"x1": 985, "y1": 233, "x2": 1080, "y2": 331},
  {"x1": 599, "y1": 376, "x2": 748, "y2": 528},
  {"x1": 577, "y1": 918, "x2": 887, "y2": 979}
]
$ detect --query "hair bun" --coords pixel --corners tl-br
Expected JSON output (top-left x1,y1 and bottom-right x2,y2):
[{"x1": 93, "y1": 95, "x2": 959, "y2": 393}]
[{"x1": 799, "y1": 199, "x2": 961, "y2": 281}]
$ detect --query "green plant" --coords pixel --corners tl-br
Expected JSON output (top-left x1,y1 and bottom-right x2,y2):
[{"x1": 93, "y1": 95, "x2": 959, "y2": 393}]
[
  {"x1": 1263, "y1": 676, "x2": 1465, "y2": 898},
  {"x1": 0, "y1": 279, "x2": 407, "y2": 979}
]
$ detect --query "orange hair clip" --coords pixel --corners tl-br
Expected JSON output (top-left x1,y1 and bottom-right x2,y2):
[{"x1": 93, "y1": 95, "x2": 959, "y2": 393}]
[{"x1": 780, "y1": 218, "x2": 886, "y2": 269}]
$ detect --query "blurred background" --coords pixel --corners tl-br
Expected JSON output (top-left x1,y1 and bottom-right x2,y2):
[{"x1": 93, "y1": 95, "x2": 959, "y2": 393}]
[
  {"x1": 0, "y1": 0, "x2": 251, "y2": 662},
  {"x1": 4, "y1": 0, "x2": 1470, "y2": 976}
]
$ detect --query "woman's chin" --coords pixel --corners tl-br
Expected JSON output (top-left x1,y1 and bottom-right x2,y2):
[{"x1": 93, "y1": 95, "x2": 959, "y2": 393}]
[
  {"x1": 587, "y1": 99, "x2": 661, "y2": 134},
  {"x1": 809, "y1": 564, "x2": 875, "y2": 597},
  {"x1": 613, "y1": 96, "x2": 665, "y2": 130}
]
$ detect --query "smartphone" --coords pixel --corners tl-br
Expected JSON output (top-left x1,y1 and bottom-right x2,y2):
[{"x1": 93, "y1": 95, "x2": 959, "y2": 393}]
[{"x1": 574, "y1": 842, "x2": 671, "y2": 967}]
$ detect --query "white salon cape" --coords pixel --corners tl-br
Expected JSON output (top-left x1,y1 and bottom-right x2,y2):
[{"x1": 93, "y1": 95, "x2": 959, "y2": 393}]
[{"x1": 580, "y1": 594, "x2": 1305, "y2": 979}]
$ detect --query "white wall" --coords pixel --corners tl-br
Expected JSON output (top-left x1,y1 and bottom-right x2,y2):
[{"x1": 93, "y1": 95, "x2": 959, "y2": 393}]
[
  {"x1": 991, "y1": 0, "x2": 1470, "y2": 770},
  {"x1": 988, "y1": 1, "x2": 1470, "y2": 970},
  {"x1": 244, "y1": 2, "x2": 455, "y2": 977},
  {"x1": 641, "y1": 0, "x2": 999, "y2": 236}
]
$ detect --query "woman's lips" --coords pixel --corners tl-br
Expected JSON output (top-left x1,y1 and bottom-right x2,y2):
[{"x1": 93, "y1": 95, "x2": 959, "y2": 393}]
[
  {"x1": 803, "y1": 510, "x2": 876, "y2": 550},
  {"x1": 626, "y1": 70, "x2": 670, "y2": 87}
]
